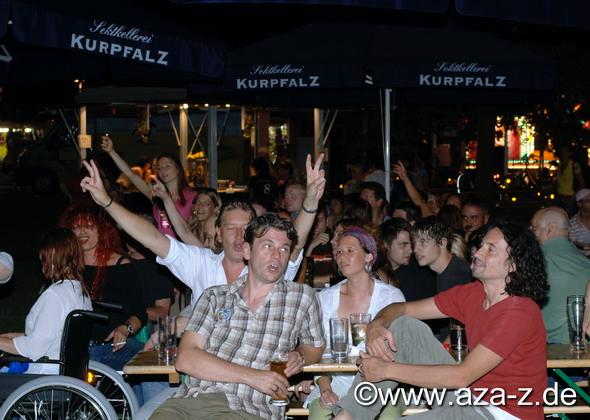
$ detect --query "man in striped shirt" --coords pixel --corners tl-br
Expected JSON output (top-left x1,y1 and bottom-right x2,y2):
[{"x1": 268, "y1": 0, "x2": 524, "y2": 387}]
[{"x1": 151, "y1": 213, "x2": 325, "y2": 419}]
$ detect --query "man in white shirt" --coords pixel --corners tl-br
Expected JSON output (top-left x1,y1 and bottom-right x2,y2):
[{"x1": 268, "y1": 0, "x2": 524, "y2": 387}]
[{"x1": 79, "y1": 154, "x2": 326, "y2": 302}]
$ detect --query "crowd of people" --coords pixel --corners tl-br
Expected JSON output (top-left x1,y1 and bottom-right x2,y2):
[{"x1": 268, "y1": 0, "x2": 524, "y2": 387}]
[{"x1": 2, "y1": 139, "x2": 590, "y2": 420}]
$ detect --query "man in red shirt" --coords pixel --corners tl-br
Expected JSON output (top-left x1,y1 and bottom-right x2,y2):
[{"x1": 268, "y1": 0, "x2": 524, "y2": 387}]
[{"x1": 334, "y1": 220, "x2": 549, "y2": 420}]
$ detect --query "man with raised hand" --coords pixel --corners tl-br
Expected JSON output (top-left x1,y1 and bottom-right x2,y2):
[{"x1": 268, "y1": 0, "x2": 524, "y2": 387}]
[
  {"x1": 79, "y1": 154, "x2": 326, "y2": 303},
  {"x1": 334, "y1": 220, "x2": 548, "y2": 420},
  {"x1": 153, "y1": 213, "x2": 325, "y2": 419}
]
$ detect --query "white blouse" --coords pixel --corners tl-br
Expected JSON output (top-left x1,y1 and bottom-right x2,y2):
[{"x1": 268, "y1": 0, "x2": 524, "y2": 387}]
[
  {"x1": 305, "y1": 278, "x2": 405, "y2": 407},
  {"x1": 13, "y1": 280, "x2": 92, "y2": 374}
]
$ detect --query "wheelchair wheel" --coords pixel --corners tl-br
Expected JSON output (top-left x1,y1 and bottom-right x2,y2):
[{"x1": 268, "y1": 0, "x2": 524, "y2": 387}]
[
  {"x1": 88, "y1": 361, "x2": 139, "y2": 420},
  {"x1": 0, "y1": 375, "x2": 117, "y2": 420}
]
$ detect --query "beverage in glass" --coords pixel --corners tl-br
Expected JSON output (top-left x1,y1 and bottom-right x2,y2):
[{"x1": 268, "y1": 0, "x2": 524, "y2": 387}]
[
  {"x1": 449, "y1": 319, "x2": 467, "y2": 351},
  {"x1": 330, "y1": 318, "x2": 349, "y2": 362},
  {"x1": 268, "y1": 349, "x2": 289, "y2": 406},
  {"x1": 158, "y1": 315, "x2": 177, "y2": 364},
  {"x1": 567, "y1": 295, "x2": 586, "y2": 353},
  {"x1": 350, "y1": 313, "x2": 371, "y2": 346}
]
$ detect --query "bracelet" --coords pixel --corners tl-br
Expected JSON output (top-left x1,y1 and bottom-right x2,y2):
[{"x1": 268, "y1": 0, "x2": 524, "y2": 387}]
[
  {"x1": 302, "y1": 205, "x2": 318, "y2": 214},
  {"x1": 102, "y1": 197, "x2": 113, "y2": 209}
]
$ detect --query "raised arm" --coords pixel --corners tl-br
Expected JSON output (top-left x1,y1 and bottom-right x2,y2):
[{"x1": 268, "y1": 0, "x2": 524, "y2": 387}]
[
  {"x1": 393, "y1": 161, "x2": 433, "y2": 217},
  {"x1": 101, "y1": 136, "x2": 152, "y2": 198},
  {"x1": 80, "y1": 160, "x2": 170, "y2": 258},
  {"x1": 291, "y1": 153, "x2": 326, "y2": 261},
  {"x1": 152, "y1": 177, "x2": 204, "y2": 248}
]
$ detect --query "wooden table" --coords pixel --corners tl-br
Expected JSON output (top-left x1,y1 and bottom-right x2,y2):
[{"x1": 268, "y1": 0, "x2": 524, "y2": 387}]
[
  {"x1": 122, "y1": 350, "x2": 180, "y2": 383},
  {"x1": 123, "y1": 351, "x2": 361, "y2": 383},
  {"x1": 126, "y1": 346, "x2": 590, "y2": 379},
  {"x1": 124, "y1": 347, "x2": 590, "y2": 400},
  {"x1": 303, "y1": 356, "x2": 358, "y2": 373},
  {"x1": 547, "y1": 343, "x2": 590, "y2": 368},
  {"x1": 124, "y1": 346, "x2": 590, "y2": 417}
]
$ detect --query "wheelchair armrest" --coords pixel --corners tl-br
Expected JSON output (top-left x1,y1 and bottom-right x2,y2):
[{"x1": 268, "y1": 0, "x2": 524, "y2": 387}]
[
  {"x1": 0, "y1": 354, "x2": 64, "y2": 367},
  {"x1": 0, "y1": 354, "x2": 34, "y2": 365},
  {"x1": 93, "y1": 301, "x2": 123, "y2": 313}
]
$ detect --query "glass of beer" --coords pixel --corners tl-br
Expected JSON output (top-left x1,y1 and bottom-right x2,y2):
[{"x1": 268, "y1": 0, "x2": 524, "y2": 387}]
[
  {"x1": 268, "y1": 348, "x2": 290, "y2": 406},
  {"x1": 350, "y1": 313, "x2": 371, "y2": 347}
]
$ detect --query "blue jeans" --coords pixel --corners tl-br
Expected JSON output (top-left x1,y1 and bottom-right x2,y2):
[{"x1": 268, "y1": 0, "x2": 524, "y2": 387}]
[
  {"x1": 88, "y1": 337, "x2": 143, "y2": 371},
  {"x1": 133, "y1": 381, "x2": 170, "y2": 406}
]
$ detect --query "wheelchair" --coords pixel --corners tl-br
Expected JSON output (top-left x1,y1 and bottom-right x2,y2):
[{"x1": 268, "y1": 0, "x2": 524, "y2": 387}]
[{"x1": 0, "y1": 307, "x2": 139, "y2": 419}]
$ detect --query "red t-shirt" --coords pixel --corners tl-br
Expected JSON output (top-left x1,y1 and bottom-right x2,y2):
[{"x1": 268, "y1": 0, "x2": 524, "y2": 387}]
[{"x1": 434, "y1": 281, "x2": 546, "y2": 420}]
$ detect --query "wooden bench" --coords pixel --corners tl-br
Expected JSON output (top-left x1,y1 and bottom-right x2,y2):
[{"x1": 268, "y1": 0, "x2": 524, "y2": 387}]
[
  {"x1": 285, "y1": 403, "x2": 428, "y2": 417},
  {"x1": 285, "y1": 405, "x2": 590, "y2": 417}
]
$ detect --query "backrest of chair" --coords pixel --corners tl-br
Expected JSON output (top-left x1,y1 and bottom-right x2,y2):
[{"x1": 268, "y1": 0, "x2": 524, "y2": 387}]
[{"x1": 59, "y1": 310, "x2": 93, "y2": 379}]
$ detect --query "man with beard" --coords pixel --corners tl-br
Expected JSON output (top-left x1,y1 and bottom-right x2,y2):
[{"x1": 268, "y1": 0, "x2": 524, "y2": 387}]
[
  {"x1": 334, "y1": 220, "x2": 549, "y2": 420},
  {"x1": 79, "y1": 154, "x2": 325, "y2": 304},
  {"x1": 151, "y1": 213, "x2": 325, "y2": 419},
  {"x1": 80, "y1": 155, "x2": 326, "y2": 407}
]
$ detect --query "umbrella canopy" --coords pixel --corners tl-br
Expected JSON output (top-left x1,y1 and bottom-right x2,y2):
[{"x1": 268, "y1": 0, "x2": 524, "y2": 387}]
[
  {"x1": 0, "y1": 0, "x2": 225, "y2": 101},
  {"x1": 189, "y1": 23, "x2": 374, "y2": 106},
  {"x1": 189, "y1": 22, "x2": 554, "y2": 106},
  {"x1": 367, "y1": 24, "x2": 555, "y2": 104}
]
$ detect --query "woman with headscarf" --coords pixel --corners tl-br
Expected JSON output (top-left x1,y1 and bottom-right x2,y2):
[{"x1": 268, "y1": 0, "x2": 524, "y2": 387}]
[{"x1": 303, "y1": 227, "x2": 405, "y2": 419}]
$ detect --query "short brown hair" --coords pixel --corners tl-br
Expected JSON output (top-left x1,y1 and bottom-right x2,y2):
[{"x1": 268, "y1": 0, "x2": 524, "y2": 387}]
[
  {"x1": 39, "y1": 227, "x2": 89, "y2": 296},
  {"x1": 244, "y1": 213, "x2": 298, "y2": 252},
  {"x1": 215, "y1": 200, "x2": 256, "y2": 228}
]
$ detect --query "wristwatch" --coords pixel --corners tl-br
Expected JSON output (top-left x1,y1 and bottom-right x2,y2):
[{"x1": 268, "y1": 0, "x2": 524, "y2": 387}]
[{"x1": 124, "y1": 320, "x2": 135, "y2": 335}]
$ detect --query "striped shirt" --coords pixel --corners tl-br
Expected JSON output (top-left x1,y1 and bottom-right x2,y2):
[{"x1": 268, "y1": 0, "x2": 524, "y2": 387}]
[
  {"x1": 569, "y1": 214, "x2": 590, "y2": 256},
  {"x1": 177, "y1": 274, "x2": 325, "y2": 418}
]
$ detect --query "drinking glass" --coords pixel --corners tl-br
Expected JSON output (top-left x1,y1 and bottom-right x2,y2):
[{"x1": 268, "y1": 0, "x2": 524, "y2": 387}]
[
  {"x1": 330, "y1": 318, "x2": 349, "y2": 362},
  {"x1": 567, "y1": 295, "x2": 586, "y2": 354},
  {"x1": 157, "y1": 315, "x2": 177, "y2": 364},
  {"x1": 449, "y1": 318, "x2": 467, "y2": 352},
  {"x1": 268, "y1": 347, "x2": 290, "y2": 406},
  {"x1": 350, "y1": 313, "x2": 371, "y2": 347}
]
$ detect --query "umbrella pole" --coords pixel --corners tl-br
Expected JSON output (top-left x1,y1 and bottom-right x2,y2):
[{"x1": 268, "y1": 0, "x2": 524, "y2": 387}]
[
  {"x1": 179, "y1": 105, "x2": 188, "y2": 171},
  {"x1": 208, "y1": 106, "x2": 218, "y2": 189},
  {"x1": 313, "y1": 108, "x2": 324, "y2": 160},
  {"x1": 384, "y1": 89, "x2": 392, "y2": 203},
  {"x1": 79, "y1": 106, "x2": 87, "y2": 164}
]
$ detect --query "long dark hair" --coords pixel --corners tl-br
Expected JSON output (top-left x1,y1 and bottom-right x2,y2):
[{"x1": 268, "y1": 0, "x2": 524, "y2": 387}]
[
  {"x1": 478, "y1": 219, "x2": 548, "y2": 302},
  {"x1": 156, "y1": 153, "x2": 190, "y2": 206},
  {"x1": 375, "y1": 218, "x2": 411, "y2": 287}
]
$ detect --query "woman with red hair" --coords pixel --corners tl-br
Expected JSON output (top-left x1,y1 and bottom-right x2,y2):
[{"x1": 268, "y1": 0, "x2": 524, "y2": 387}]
[{"x1": 61, "y1": 202, "x2": 147, "y2": 371}]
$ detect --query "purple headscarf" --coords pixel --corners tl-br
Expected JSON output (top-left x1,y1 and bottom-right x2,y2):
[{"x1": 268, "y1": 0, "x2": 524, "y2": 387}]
[{"x1": 338, "y1": 227, "x2": 378, "y2": 268}]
